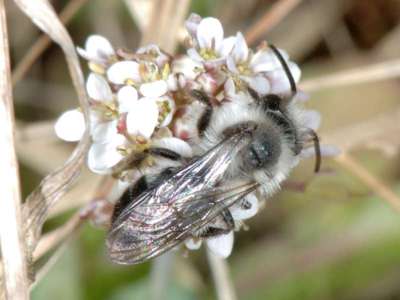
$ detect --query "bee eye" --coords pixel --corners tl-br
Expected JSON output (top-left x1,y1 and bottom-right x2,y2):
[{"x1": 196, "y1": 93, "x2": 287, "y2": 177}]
[{"x1": 263, "y1": 94, "x2": 281, "y2": 111}]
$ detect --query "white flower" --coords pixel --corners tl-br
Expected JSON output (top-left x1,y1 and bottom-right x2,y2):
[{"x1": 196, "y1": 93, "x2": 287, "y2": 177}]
[
  {"x1": 229, "y1": 194, "x2": 259, "y2": 221},
  {"x1": 227, "y1": 32, "x2": 301, "y2": 95},
  {"x1": 87, "y1": 73, "x2": 113, "y2": 102},
  {"x1": 206, "y1": 231, "x2": 234, "y2": 258},
  {"x1": 186, "y1": 16, "x2": 236, "y2": 65},
  {"x1": 54, "y1": 109, "x2": 85, "y2": 142},
  {"x1": 77, "y1": 35, "x2": 115, "y2": 67},
  {"x1": 137, "y1": 44, "x2": 169, "y2": 68},
  {"x1": 87, "y1": 135, "x2": 126, "y2": 174},
  {"x1": 107, "y1": 61, "x2": 141, "y2": 85},
  {"x1": 118, "y1": 86, "x2": 175, "y2": 139},
  {"x1": 183, "y1": 193, "x2": 259, "y2": 258},
  {"x1": 125, "y1": 98, "x2": 159, "y2": 139},
  {"x1": 107, "y1": 60, "x2": 170, "y2": 99},
  {"x1": 185, "y1": 231, "x2": 234, "y2": 258}
]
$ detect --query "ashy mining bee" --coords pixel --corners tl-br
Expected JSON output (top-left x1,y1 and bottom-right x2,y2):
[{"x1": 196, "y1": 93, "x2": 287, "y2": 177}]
[{"x1": 106, "y1": 45, "x2": 321, "y2": 264}]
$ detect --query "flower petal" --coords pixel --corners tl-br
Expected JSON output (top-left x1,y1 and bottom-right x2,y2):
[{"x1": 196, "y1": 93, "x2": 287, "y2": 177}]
[
  {"x1": 250, "y1": 50, "x2": 277, "y2": 73},
  {"x1": 117, "y1": 85, "x2": 138, "y2": 113},
  {"x1": 269, "y1": 62, "x2": 301, "y2": 94},
  {"x1": 218, "y1": 36, "x2": 237, "y2": 57},
  {"x1": 245, "y1": 75, "x2": 270, "y2": 95},
  {"x1": 87, "y1": 135, "x2": 126, "y2": 174},
  {"x1": 126, "y1": 99, "x2": 159, "y2": 138},
  {"x1": 77, "y1": 35, "x2": 115, "y2": 62},
  {"x1": 230, "y1": 194, "x2": 259, "y2": 220},
  {"x1": 226, "y1": 56, "x2": 239, "y2": 73},
  {"x1": 173, "y1": 55, "x2": 203, "y2": 80},
  {"x1": 139, "y1": 80, "x2": 168, "y2": 97},
  {"x1": 185, "y1": 13, "x2": 202, "y2": 37},
  {"x1": 185, "y1": 238, "x2": 202, "y2": 250},
  {"x1": 206, "y1": 231, "x2": 234, "y2": 258},
  {"x1": 152, "y1": 137, "x2": 193, "y2": 157},
  {"x1": 107, "y1": 61, "x2": 141, "y2": 84},
  {"x1": 54, "y1": 109, "x2": 85, "y2": 142},
  {"x1": 91, "y1": 120, "x2": 118, "y2": 142},
  {"x1": 187, "y1": 48, "x2": 204, "y2": 63},
  {"x1": 232, "y1": 32, "x2": 248, "y2": 62},
  {"x1": 196, "y1": 17, "x2": 224, "y2": 49},
  {"x1": 86, "y1": 73, "x2": 113, "y2": 102}
]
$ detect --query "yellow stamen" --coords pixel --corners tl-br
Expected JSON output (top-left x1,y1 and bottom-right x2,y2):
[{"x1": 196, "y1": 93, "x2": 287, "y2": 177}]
[{"x1": 88, "y1": 62, "x2": 105, "y2": 74}]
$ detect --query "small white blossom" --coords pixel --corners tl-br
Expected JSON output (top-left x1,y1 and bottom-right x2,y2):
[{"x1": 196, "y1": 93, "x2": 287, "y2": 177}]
[
  {"x1": 54, "y1": 109, "x2": 85, "y2": 142},
  {"x1": 107, "y1": 61, "x2": 141, "y2": 85},
  {"x1": 206, "y1": 231, "x2": 234, "y2": 258},
  {"x1": 229, "y1": 194, "x2": 259, "y2": 221},
  {"x1": 87, "y1": 132, "x2": 127, "y2": 174},
  {"x1": 184, "y1": 231, "x2": 234, "y2": 258},
  {"x1": 77, "y1": 35, "x2": 115, "y2": 71},
  {"x1": 186, "y1": 16, "x2": 236, "y2": 66},
  {"x1": 227, "y1": 32, "x2": 300, "y2": 95},
  {"x1": 125, "y1": 98, "x2": 159, "y2": 139}
]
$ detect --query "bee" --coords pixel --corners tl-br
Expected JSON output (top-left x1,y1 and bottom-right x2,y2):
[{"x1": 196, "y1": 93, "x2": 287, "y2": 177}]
[{"x1": 106, "y1": 45, "x2": 321, "y2": 264}]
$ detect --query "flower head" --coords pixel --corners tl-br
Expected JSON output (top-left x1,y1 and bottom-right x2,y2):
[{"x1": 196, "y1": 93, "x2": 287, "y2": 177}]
[{"x1": 186, "y1": 14, "x2": 236, "y2": 67}]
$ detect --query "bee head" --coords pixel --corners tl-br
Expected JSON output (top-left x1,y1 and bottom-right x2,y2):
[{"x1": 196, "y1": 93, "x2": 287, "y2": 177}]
[{"x1": 238, "y1": 123, "x2": 282, "y2": 173}]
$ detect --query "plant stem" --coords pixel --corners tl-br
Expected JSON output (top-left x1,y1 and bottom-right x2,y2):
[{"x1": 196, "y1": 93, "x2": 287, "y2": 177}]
[
  {"x1": 150, "y1": 251, "x2": 175, "y2": 300},
  {"x1": 207, "y1": 250, "x2": 237, "y2": 300},
  {"x1": 0, "y1": 0, "x2": 29, "y2": 298}
]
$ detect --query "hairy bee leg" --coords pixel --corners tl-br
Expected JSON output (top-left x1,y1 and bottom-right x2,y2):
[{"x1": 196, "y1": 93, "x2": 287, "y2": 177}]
[
  {"x1": 146, "y1": 147, "x2": 183, "y2": 161},
  {"x1": 247, "y1": 86, "x2": 261, "y2": 101},
  {"x1": 191, "y1": 89, "x2": 213, "y2": 137},
  {"x1": 195, "y1": 209, "x2": 235, "y2": 238}
]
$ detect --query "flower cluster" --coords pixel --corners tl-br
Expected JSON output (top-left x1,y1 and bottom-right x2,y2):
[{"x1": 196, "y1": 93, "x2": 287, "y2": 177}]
[{"x1": 55, "y1": 14, "x2": 327, "y2": 258}]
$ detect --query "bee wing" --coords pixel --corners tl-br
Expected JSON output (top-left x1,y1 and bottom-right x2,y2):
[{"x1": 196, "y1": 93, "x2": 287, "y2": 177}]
[{"x1": 107, "y1": 133, "x2": 256, "y2": 265}]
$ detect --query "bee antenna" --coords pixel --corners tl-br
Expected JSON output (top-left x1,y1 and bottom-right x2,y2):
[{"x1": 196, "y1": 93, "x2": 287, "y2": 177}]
[
  {"x1": 269, "y1": 44, "x2": 297, "y2": 96},
  {"x1": 307, "y1": 129, "x2": 321, "y2": 173}
]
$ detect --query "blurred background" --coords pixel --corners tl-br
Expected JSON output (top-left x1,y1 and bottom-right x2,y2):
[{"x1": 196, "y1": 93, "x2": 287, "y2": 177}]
[{"x1": 7, "y1": 0, "x2": 400, "y2": 299}]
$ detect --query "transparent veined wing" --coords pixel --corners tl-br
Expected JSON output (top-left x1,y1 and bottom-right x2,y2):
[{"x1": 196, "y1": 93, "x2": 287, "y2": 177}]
[{"x1": 107, "y1": 132, "x2": 258, "y2": 264}]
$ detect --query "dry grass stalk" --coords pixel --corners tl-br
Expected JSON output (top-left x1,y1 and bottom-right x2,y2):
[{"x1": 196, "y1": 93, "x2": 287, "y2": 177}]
[
  {"x1": 325, "y1": 108, "x2": 400, "y2": 156},
  {"x1": 13, "y1": 0, "x2": 91, "y2": 257},
  {"x1": 245, "y1": 0, "x2": 302, "y2": 45},
  {"x1": 123, "y1": 0, "x2": 153, "y2": 32},
  {"x1": 301, "y1": 58, "x2": 400, "y2": 92},
  {"x1": 336, "y1": 153, "x2": 400, "y2": 213},
  {"x1": 0, "y1": 0, "x2": 29, "y2": 298},
  {"x1": 12, "y1": 0, "x2": 88, "y2": 86},
  {"x1": 139, "y1": 0, "x2": 191, "y2": 52}
]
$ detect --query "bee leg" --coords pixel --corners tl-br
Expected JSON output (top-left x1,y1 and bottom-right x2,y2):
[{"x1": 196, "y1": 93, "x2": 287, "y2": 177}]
[
  {"x1": 196, "y1": 209, "x2": 235, "y2": 238},
  {"x1": 191, "y1": 89, "x2": 213, "y2": 137},
  {"x1": 146, "y1": 147, "x2": 183, "y2": 161}
]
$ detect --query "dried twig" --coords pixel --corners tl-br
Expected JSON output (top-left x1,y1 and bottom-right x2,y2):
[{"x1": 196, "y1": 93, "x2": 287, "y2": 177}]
[
  {"x1": 207, "y1": 250, "x2": 237, "y2": 300},
  {"x1": 33, "y1": 213, "x2": 82, "y2": 261},
  {"x1": 245, "y1": 0, "x2": 302, "y2": 45},
  {"x1": 14, "y1": 0, "x2": 91, "y2": 257},
  {"x1": 12, "y1": 0, "x2": 88, "y2": 86},
  {"x1": 324, "y1": 108, "x2": 400, "y2": 156},
  {"x1": 335, "y1": 153, "x2": 400, "y2": 213},
  {"x1": 140, "y1": 0, "x2": 191, "y2": 52},
  {"x1": 123, "y1": 0, "x2": 153, "y2": 32},
  {"x1": 301, "y1": 58, "x2": 400, "y2": 92},
  {"x1": 0, "y1": 0, "x2": 29, "y2": 298}
]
